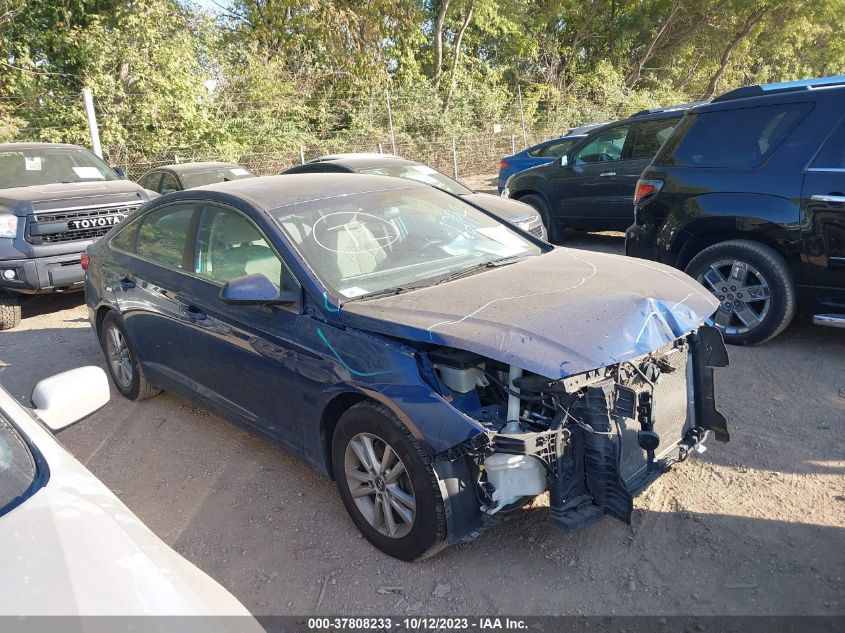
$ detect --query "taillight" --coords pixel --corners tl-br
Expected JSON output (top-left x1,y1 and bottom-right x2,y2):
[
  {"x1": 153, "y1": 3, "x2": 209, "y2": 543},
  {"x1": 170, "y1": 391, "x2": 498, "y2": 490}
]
[
  {"x1": 634, "y1": 178, "x2": 663, "y2": 205},
  {"x1": 80, "y1": 252, "x2": 90, "y2": 270},
  {"x1": 500, "y1": 160, "x2": 509, "y2": 168}
]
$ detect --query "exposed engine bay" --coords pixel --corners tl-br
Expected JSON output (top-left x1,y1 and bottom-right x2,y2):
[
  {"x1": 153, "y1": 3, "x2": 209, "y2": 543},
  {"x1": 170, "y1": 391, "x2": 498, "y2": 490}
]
[{"x1": 424, "y1": 326, "x2": 730, "y2": 543}]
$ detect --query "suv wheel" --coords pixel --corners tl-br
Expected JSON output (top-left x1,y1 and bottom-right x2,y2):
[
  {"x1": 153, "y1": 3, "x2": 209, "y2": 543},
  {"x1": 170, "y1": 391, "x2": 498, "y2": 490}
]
[
  {"x1": 685, "y1": 240, "x2": 796, "y2": 345},
  {"x1": 332, "y1": 401, "x2": 447, "y2": 561},
  {"x1": 0, "y1": 292, "x2": 21, "y2": 331},
  {"x1": 519, "y1": 194, "x2": 562, "y2": 243},
  {"x1": 99, "y1": 311, "x2": 161, "y2": 400}
]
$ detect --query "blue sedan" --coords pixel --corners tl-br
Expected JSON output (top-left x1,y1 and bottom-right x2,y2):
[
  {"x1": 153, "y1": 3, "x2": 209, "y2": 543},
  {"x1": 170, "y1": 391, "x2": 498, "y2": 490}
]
[
  {"x1": 497, "y1": 123, "x2": 608, "y2": 192},
  {"x1": 84, "y1": 174, "x2": 728, "y2": 560}
]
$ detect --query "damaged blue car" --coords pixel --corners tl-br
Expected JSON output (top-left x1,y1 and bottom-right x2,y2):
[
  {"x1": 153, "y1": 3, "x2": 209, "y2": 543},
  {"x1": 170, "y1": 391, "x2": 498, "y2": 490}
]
[{"x1": 84, "y1": 174, "x2": 729, "y2": 561}]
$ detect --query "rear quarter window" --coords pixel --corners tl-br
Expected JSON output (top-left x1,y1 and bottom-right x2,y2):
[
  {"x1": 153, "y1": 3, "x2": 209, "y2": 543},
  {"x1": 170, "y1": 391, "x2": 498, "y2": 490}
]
[{"x1": 657, "y1": 102, "x2": 813, "y2": 168}]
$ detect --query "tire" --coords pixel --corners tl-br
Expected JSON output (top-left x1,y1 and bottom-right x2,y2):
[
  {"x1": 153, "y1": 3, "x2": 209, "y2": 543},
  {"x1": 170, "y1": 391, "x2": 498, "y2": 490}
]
[
  {"x1": 684, "y1": 239, "x2": 796, "y2": 345},
  {"x1": 99, "y1": 311, "x2": 161, "y2": 400},
  {"x1": 519, "y1": 194, "x2": 562, "y2": 243},
  {"x1": 332, "y1": 400, "x2": 447, "y2": 561},
  {"x1": 0, "y1": 292, "x2": 21, "y2": 330}
]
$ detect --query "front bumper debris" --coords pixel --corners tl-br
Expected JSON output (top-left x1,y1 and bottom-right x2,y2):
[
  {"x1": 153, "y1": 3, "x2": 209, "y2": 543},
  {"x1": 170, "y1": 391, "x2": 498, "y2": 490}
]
[{"x1": 433, "y1": 327, "x2": 730, "y2": 543}]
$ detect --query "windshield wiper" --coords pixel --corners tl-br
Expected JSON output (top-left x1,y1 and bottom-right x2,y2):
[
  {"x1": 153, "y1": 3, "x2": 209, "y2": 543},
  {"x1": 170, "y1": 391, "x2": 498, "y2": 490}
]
[
  {"x1": 433, "y1": 254, "x2": 527, "y2": 285},
  {"x1": 352, "y1": 285, "x2": 416, "y2": 301}
]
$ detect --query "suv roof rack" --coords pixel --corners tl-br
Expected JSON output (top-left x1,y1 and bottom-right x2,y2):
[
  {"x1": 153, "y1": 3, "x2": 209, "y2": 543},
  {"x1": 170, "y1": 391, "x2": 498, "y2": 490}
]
[
  {"x1": 631, "y1": 101, "x2": 708, "y2": 117},
  {"x1": 712, "y1": 75, "x2": 845, "y2": 103}
]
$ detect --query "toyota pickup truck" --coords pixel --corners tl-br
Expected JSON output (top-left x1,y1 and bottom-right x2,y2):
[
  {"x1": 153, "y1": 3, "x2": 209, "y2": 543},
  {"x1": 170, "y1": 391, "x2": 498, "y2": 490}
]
[{"x1": 0, "y1": 143, "x2": 155, "y2": 329}]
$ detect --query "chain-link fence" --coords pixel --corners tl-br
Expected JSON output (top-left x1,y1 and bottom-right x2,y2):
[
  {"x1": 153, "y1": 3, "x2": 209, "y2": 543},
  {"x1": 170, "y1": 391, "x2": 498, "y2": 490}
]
[{"x1": 2, "y1": 87, "x2": 582, "y2": 184}]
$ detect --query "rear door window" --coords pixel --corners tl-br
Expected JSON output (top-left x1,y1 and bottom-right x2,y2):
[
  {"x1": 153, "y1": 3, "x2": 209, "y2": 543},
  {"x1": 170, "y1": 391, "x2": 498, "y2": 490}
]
[
  {"x1": 135, "y1": 204, "x2": 195, "y2": 269},
  {"x1": 629, "y1": 119, "x2": 679, "y2": 159},
  {"x1": 660, "y1": 103, "x2": 813, "y2": 168}
]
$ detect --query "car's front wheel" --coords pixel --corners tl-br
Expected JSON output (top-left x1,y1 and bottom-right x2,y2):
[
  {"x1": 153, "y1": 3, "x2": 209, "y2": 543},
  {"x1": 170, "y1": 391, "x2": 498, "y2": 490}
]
[
  {"x1": 685, "y1": 239, "x2": 796, "y2": 345},
  {"x1": 99, "y1": 311, "x2": 161, "y2": 400},
  {"x1": 332, "y1": 401, "x2": 446, "y2": 561}
]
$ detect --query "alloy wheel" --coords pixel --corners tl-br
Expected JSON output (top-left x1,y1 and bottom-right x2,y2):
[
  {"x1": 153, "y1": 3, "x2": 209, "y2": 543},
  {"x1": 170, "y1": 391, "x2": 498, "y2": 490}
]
[
  {"x1": 343, "y1": 432, "x2": 416, "y2": 539},
  {"x1": 697, "y1": 258, "x2": 772, "y2": 335},
  {"x1": 106, "y1": 325, "x2": 133, "y2": 389}
]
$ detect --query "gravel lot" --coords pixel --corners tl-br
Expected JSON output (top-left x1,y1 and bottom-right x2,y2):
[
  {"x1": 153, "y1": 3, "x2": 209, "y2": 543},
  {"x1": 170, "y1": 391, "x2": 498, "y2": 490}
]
[{"x1": 1, "y1": 225, "x2": 843, "y2": 616}]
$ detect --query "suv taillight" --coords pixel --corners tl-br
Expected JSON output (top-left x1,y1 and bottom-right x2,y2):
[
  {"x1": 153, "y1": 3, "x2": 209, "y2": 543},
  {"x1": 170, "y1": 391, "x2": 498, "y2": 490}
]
[
  {"x1": 80, "y1": 252, "x2": 90, "y2": 270},
  {"x1": 634, "y1": 178, "x2": 663, "y2": 205},
  {"x1": 500, "y1": 160, "x2": 509, "y2": 168}
]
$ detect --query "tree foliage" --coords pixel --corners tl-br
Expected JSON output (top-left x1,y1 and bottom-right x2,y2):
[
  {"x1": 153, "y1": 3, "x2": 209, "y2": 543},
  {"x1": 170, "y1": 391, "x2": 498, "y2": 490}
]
[{"x1": 1, "y1": 0, "x2": 844, "y2": 165}]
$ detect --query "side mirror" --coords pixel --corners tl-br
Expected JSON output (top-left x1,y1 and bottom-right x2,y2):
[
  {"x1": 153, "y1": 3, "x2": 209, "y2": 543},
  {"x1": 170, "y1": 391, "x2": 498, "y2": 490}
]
[
  {"x1": 220, "y1": 273, "x2": 299, "y2": 305},
  {"x1": 559, "y1": 154, "x2": 570, "y2": 168},
  {"x1": 31, "y1": 366, "x2": 110, "y2": 432},
  {"x1": 112, "y1": 166, "x2": 128, "y2": 179}
]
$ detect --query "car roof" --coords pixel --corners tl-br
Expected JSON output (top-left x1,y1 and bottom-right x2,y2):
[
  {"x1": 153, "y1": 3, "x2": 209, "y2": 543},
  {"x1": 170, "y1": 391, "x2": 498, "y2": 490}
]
[
  {"x1": 306, "y1": 155, "x2": 422, "y2": 170},
  {"x1": 308, "y1": 152, "x2": 392, "y2": 162},
  {"x1": 150, "y1": 161, "x2": 248, "y2": 175},
  {"x1": 190, "y1": 173, "x2": 423, "y2": 211},
  {"x1": 567, "y1": 122, "x2": 610, "y2": 135},
  {"x1": 712, "y1": 75, "x2": 845, "y2": 103},
  {"x1": 0, "y1": 142, "x2": 88, "y2": 151}
]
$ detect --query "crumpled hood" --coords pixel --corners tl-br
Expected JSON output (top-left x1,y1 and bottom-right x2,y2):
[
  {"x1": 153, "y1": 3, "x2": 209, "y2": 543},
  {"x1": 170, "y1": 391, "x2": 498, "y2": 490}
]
[
  {"x1": 461, "y1": 192, "x2": 537, "y2": 222},
  {"x1": 340, "y1": 248, "x2": 719, "y2": 378}
]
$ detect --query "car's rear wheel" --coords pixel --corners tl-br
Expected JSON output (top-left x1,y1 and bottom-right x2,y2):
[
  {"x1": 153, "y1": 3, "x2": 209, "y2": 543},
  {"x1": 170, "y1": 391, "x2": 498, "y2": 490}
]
[
  {"x1": 99, "y1": 311, "x2": 161, "y2": 400},
  {"x1": 519, "y1": 194, "x2": 562, "y2": 243},
  {"x1": 685, "y1": 240, "x2": 796, "y2": 345},
  {"x1": 0, "y1": 291, "x2": 21, "y2": 331},
  {"x1": 332, "y1": 401, "x2": 446, "y2": 561}
]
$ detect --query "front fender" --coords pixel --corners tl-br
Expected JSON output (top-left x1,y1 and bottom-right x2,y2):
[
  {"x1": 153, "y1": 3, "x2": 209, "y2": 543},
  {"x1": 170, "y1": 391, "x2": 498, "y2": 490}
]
[{"x1": 295, "y1": 319, "x2": 487, "y2": 466}]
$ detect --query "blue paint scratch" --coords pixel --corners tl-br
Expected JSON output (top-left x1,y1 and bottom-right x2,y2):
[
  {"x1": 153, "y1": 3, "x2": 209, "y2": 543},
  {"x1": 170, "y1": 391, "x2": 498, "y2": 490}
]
[{"x1": 317, "y1": 327, "x2": 388, "y2": 377}]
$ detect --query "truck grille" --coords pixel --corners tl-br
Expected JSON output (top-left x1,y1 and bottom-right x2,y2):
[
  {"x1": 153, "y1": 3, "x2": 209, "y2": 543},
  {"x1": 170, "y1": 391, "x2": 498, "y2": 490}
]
[
  {"x1": 26, "y1": 205, "x2": 138, "y2": 245},
  {"x1": 617, "y1": 343, "x2": 692, "y2": 485}
]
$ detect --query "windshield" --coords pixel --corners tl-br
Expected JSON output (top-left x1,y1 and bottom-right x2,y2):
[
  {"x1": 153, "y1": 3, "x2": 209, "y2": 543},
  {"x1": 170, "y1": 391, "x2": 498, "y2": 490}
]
[
  {"x1": 181, "y1": 166, "x2": 255, "y2": 189},
  {"x1": 0, "y1": 147, "x2": 119, "y2": 189},
  {"x1": 357, "y1": 164, "x2": 471, "y2": 196},
  {"x1": 0, "y1": 413, "x2": 39, "y2": 517},
  {"x1": 270, "y1": 185, "x2": 542, "y2": 299}
]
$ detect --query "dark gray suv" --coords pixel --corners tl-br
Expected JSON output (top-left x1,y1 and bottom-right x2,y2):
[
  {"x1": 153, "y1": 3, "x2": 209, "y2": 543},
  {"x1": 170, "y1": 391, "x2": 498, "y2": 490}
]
[{"x1": 0, "y1": 143, "x2": 154, "y2": 329}]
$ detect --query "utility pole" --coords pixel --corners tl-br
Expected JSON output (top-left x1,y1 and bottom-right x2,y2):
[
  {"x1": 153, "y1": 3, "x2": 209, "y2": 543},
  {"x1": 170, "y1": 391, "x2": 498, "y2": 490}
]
[
  {"x1": 386, "y1": 90, "x2": 397, "y2": 155},
  {"x1": 82, "y1": 88, "x2": 103, "y2": 159},
  {"x1": 517, "y1": 85, "x2": 527, "y2": 148}
]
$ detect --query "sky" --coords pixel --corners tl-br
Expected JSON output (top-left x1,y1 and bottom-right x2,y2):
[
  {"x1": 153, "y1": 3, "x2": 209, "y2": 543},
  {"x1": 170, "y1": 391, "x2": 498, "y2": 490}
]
[{"x1": 192, "y1": 0, "x2": 230, "y2": 13}]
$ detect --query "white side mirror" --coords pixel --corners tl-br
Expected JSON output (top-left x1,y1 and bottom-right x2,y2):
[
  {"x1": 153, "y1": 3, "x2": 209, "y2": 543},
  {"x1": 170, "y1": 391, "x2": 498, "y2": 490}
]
[{"x1": 31, "y1": 366, "x2": 110, "y2": 432}]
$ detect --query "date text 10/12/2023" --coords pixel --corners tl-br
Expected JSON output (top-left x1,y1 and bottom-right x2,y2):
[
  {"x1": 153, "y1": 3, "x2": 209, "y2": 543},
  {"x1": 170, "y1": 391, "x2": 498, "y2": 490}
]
[{"x1": 307, "y1": 617, "x2": 528, "y2": 630}]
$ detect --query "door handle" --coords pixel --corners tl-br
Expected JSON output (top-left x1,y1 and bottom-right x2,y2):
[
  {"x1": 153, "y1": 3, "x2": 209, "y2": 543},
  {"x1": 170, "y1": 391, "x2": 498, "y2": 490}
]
[
  {"x1": 118, "y1": 276, "x2": 135, "y2": 289},
  {"x1": 810, "y1": 194, "x2": 845, "y2": 204},
  {"x1": 599, "y1": 171, "x2": 617, "y2": 177}
]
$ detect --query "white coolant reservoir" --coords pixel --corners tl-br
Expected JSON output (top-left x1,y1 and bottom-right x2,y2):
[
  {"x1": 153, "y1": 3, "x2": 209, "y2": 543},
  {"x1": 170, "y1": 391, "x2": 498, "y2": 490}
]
[{"x1": 483, "y1": 451, "x2": 546, "y2": 511}]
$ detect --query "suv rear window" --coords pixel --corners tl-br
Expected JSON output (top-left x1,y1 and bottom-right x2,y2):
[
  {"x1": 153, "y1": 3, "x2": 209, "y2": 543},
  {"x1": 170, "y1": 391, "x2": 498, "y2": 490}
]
[{"x1": 658, "y1": 103, "x2": 813, "y2": 168}]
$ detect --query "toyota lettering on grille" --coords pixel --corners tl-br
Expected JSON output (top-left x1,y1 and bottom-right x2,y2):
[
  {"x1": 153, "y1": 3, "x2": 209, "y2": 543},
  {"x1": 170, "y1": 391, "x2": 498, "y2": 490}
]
[{"x1": 67, "y1": 214, "x2": 125, "y2": 230}]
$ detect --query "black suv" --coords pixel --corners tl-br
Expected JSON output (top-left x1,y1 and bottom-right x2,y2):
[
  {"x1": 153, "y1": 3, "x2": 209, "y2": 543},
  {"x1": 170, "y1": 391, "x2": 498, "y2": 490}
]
[
  {"x1": 502, "y1": 103, "x2": 703, "y2": 241},
  {"x1": 626, "y1": 76, "x2": 845, "y2": 345}
]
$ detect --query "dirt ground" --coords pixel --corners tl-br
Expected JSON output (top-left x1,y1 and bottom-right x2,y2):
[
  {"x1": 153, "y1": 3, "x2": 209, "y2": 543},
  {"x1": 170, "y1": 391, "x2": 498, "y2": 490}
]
[{"x1": 1, "y1": 215, "x2": 844, "y2": 616}]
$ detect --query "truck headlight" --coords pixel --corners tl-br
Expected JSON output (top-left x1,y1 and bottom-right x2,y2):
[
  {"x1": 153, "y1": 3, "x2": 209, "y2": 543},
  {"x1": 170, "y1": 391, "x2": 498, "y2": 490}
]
[{"x1": 0, "y1": 215, "x2": 17, "y2": 239}]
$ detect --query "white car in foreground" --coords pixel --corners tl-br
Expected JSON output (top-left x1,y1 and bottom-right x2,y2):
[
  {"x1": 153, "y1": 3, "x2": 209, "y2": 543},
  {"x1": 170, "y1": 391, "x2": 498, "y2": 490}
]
[{"x1": 0, "y1": 366, "x2": 262, "y2": 626}]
